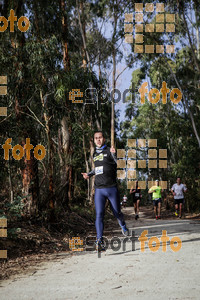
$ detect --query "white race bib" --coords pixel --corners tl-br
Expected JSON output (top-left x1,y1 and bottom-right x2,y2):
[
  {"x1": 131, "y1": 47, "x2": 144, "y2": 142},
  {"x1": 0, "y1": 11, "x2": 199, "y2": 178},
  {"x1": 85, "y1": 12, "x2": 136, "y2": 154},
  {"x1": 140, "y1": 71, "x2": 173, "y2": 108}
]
[
  {"x1": 135, "y1": 193, "x2": 139, "y2": 197},
  {"x1": 95, "y1": 166, "x2": 103, "y2": 175}
]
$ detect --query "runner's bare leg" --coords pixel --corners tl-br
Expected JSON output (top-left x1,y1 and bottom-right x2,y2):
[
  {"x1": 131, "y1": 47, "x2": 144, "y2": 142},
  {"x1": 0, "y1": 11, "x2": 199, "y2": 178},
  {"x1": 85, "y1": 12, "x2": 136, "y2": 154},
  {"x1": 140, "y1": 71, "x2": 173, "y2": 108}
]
[
  {"x1": 179, "y1": 203, "x2": 182, "y2": 217},
  {"x1": 158, "y1": 202, "x2": 161, "y2": 216},
  {"x1": 175, "y1": 204, "x2": 178, "y2": 214},
  {"x1": 154, "y1": 206, "x2": 157, "y2": 217},
  {"x1": 137, "y1": 200, "x2": 140, "y2": 214},
  {"x1": 134, "y1": 203, "x2": 137, "y2": 214}
]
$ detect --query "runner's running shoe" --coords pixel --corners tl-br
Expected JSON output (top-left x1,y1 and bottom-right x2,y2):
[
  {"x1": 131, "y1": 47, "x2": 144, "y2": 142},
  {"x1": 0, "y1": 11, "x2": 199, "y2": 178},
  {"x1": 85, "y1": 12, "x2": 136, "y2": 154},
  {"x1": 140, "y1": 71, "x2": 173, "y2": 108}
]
[
  {"x1": 96, "y1": 240, "x2": 106, "y2": 252},
  {"x1": 135, "y1": 214, "x2": 139, "y2": 220},
  {"x1": 158, "y1": 216, "x2": 161, "y2": 219},
  {"x1": 156, "y1": 215, "x2": 158, "y2": 220},
  {"x1": 121, "y1": 224, "x2": 129, "y2": 236},
  {"x1": 175, "y1": 212, "x2": 178, "y2": 217}
]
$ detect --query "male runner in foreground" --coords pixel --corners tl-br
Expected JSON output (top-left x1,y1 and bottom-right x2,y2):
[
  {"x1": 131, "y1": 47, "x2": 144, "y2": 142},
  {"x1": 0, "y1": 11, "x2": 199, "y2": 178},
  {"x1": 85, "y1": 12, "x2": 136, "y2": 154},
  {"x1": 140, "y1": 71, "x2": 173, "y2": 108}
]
[
  {"x1": 81, "y1": 131, "x2": 129, "y2": 251},
  {"x1": 148, "y1": 180, "x2": 163, "y2": 219},
  {"x1": 130, "y1": 180, "x2": 141, "y2": 220},
  {"x1": 171, "y1": 177, "x2": 187, "y2": 218}
]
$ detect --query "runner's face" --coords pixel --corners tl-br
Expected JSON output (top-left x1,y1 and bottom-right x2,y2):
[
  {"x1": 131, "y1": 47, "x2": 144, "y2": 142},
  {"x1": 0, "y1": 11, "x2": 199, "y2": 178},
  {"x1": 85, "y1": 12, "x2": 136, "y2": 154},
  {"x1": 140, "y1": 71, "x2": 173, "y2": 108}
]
[
  {"x1": 94, "y1": 133, "x2": 105, "y2": 147},
  {"x1": 177, "y1": 178, "x2": 181, "y2": 184}
]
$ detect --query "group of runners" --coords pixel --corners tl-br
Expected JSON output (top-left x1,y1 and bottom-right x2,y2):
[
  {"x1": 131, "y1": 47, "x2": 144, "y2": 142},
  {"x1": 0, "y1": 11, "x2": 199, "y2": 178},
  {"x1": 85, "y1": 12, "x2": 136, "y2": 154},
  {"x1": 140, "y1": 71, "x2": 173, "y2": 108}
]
[
  {"x1": 128, "y1": 177, "x2": 187, "y2": 220},
  {"x1": 82, "y1": 131, "x2": 187, "y2": 252}
]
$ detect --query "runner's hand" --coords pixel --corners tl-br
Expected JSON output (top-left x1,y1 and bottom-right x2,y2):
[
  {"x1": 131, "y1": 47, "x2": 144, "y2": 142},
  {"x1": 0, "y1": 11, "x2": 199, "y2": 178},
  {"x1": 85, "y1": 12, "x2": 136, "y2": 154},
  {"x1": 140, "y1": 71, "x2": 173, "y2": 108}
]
[
  {"x1": 110, "y1": 146, "x2": 116, "y2": 153},
  {"x1": 81, "y1": 173, "x2": 89, "y2": 180},
  {"x1": 173, "y1": 192, "x2": 176, "y2": 196}
]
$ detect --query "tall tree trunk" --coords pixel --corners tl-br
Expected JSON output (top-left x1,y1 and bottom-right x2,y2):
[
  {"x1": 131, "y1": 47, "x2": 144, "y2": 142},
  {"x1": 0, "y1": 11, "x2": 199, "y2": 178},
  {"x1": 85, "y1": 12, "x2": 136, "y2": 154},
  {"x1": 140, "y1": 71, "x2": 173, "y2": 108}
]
[
  {"x1": 21, "y1": 148, "x2": 39, "y2": 216},
  {"x1": 83, "y1": 135, "x2": 90, "y2": 200},
  {"x1": 111, "y1": 49, "x2": 116, "y2": 147},
  {"x1": 40, "y1": 90, "x2": 54, "y2": 210},
  {"x1": 89, "y1": 137, "x2": 95, "y2": 205},
  {"x1": 196, "y1": 12, "x2": 200, "y2": 60},
  {"x1": 8, "y1": 154, "x2": 14, "y2": 203},
  {"x1": 60, "y1": 0, "x2": 70, "y2": 71},
  {"x1": 59, "y1": 0, "x2": 73, "y2": 206},
  {"x1": 76, "y1": 0, "x2": 90, "y2": 69},
  {"x1": 165, "y1": 60, "x2": 200, "y2": 148},
  {"x1": 80, "y1": 0, "x2": 87, "y2": 68},
  {"x1": 12, "y1": 1, "x2": 39, "y2": 217},
  {"x1": 182, "y1": 10, "x2": 200, "y2": 73},
  {"x1": 111, "y1": 8, "x2": 117, "y2": 147}
]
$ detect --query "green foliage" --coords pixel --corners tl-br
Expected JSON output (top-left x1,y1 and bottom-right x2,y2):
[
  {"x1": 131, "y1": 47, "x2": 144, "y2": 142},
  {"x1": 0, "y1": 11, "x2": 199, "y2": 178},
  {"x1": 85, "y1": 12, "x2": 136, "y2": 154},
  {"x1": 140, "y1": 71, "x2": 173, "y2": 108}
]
[
  {"x1": 4, "y1": 196, "x2": 25, "y2": 220},
  {"x1": 7, "y1": 227, "x2": 21, "y2": 239}
]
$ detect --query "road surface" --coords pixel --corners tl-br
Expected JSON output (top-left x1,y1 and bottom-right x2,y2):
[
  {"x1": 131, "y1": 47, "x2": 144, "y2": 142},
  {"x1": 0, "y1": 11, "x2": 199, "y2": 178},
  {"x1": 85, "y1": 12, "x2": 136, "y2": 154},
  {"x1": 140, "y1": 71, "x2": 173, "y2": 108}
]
[{"x1": 0, "y1": 207, "x2": 200, "y2": 300}]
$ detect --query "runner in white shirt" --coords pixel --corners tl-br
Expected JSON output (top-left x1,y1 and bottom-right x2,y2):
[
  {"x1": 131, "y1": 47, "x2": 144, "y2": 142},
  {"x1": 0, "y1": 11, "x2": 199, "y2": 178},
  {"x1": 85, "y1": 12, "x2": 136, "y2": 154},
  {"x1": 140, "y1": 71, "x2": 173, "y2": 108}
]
[
  {"x1": 122, "y1": 195, "x2": 127, "y2": 208},
  {"x1": 171, "y1": 177, "x2": 187, "y2": 218}
]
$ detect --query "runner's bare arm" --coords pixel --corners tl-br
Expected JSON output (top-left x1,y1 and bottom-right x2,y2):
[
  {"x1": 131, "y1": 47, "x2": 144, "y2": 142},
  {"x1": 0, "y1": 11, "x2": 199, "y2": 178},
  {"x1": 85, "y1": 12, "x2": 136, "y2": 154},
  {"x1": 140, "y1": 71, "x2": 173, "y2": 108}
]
[
  {"x1": 81, "y1": 173, "x2": 89, "y2": 179},
  {"x1": 110, "y1": 146, "x2": 117, "y2": 163},
  {"x1": 171, "y1": 188, "x2": 176, "y2": 196},
  {"x1": 130, "y1": 188, "x2": 135, "y2": 194},
  {"x1": 81, "y1": 170, "x2": 95, "y2": 179},
  {"x1": 110, "y1": 146, "x2": 115, "y2": 153}
]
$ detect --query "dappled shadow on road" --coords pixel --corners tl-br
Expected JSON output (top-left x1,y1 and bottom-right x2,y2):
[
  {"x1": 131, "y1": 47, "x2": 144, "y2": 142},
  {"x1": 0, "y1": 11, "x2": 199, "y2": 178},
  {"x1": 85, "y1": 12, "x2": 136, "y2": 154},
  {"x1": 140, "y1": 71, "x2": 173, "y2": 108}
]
[
  {"x1": 95, "y1": 205, "x2": 200, "y2": 257},
  {"x1": 106, "y1": 235, "x2": 200, "y2": 257},
  {"x1": 122, "y1": 205, "x2": 200, "y2": 221},
  {"x1": 119, "y1": 205, "x2": 177, "y2": 222},
  {"x1": 88, "y1": 205, "x2": 200, "y2": 241}
]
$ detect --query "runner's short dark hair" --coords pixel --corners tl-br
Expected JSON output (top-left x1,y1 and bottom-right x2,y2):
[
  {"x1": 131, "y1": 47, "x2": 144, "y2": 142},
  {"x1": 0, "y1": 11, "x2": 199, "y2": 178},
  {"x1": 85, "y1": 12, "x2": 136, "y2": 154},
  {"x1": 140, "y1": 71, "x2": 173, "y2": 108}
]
[
  {"x1": 177, "y1": 176, "x2": 181, "y2": 179},
  {"x1": 94, "y1": 131, "x2": 104, "y2": 138}
]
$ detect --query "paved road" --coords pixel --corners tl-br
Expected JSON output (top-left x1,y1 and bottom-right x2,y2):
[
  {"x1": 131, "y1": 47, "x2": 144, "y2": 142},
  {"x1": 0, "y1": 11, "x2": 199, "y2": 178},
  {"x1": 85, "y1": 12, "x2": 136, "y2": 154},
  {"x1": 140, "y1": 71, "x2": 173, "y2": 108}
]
[{"x1": 0, "y1": 208, "x2": 200, "y2": 300}]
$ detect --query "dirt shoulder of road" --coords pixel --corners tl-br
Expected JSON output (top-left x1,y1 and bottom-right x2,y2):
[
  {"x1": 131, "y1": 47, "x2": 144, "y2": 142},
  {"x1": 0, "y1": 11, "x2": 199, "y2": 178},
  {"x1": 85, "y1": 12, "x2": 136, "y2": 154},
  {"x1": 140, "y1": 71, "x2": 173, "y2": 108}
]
[{"x1": 0, "y1": 209, "x2": 95, "y2": 281}]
